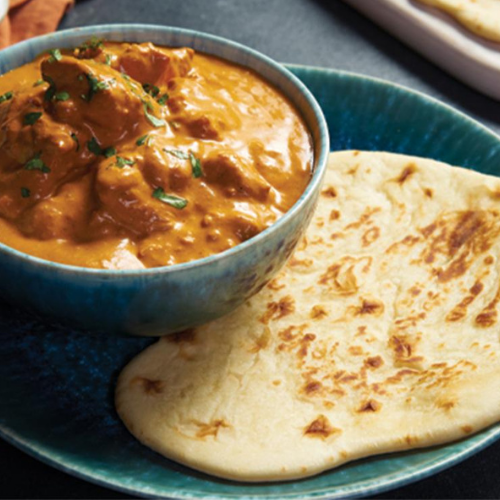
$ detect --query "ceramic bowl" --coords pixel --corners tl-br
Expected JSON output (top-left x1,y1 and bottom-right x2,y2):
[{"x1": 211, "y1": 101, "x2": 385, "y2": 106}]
[{"x1": 0, "y1": 24, "x2": 329, "y2": 335}]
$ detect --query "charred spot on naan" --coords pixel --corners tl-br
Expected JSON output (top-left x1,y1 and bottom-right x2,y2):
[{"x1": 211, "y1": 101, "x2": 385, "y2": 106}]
[
  {"x1": 310, "y1": 305, "x2": 328, "y2": 320},
  {"x1": 259, "y1": 295, "x2": 295, "y2": 324},
  {"x1": 357, "y1": 399, "x2": 382, "y2": 413},
  {"x1": 475, "y1": 283, "x2": 500, "y2": 328},
  {"x1": 321, "y1": 186, "x2": 337, "y2": 198},
  {"x1": 194, "y1": 419, "x2": 230, "y2": 439},
  {"x1": 304, "y1": 415, "x2": 340, "y2": 439},
  {"x1": 318, "y1": 256, "x2": 372, "y2": 296},
  {"x1": 364, "y1": 356, "x2": 384, "y2": 369},
  {"x1": 351, "y1": 298, "x2": 385, "y2": 317},
  {"x1": 344, "y1": 207, "x2": 381, "y2": 231},
  {"x1": 446, "y1": 280, "x2": 484, "y2": 322},
  {"x1": 395, "y1": 163, "x2": 417, "y2": 184},
  {"x1": 131, "y1": 376, "x2": 164, "y2": 395},
  {"x1": 418, "y1": 210, "x2": 500, "y2": 283}
]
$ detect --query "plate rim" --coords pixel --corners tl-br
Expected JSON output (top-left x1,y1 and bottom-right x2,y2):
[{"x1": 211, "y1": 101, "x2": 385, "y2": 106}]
[
  {"x1": 2, "y1": 63, "x2": 500, "y2": 499},
  {"x1": 1, "y1": 407, "x2": 500, "y2": 499}
]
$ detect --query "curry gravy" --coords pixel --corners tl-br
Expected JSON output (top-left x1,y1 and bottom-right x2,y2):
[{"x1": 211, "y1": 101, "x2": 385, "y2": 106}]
[{"x1": 0, "y1": 40, "x2": 313, "y2": 268}]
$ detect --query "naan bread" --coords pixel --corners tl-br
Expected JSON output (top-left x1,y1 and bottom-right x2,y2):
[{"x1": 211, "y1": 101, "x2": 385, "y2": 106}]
[
  {"x1": 116, "y1": 151, "x2": 500, "y2": 482},
  {"x1": 416, "y1": 0, "x2": 500, "y2": 42}
]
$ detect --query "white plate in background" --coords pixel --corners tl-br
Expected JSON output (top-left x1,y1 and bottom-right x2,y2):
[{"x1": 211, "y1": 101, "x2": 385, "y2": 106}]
[{"x1": 343, "y1": 0, "x2": 500, "y2": 101}]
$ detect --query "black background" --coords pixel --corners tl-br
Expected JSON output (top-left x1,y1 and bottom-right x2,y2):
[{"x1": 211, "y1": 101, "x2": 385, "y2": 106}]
[{"x1": 2, "y1": 0, "x2": 500, "y2": 498}]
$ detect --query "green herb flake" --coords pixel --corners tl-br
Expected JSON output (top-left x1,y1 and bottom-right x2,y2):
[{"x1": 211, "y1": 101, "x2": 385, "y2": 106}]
[
  {"x1": 102, "y1": 146, "x2": 117, "y2": 158},
  {"x1": 21, "y1": 187, "x2": 30, "y2": 198},
  {"x1": 55, "y1": 91, "x2": 70, "y2": 102},
  {"x1": 87, "y1": 137, "x2": 102, "y2": 156},
  {"x1": 0, "y1": 91, "x2": 13, "y2": 103},
  {"x1": 170, "y1": 120, "x2": 181, "y2": 130},
  {"x1": 136, "y1": 134, "x2": 150, "y2": 146},
  {"x1": 164, "y1": 149, "x2": 189, "y2": 160},
  {"x1": 34, "y1": 79, "x2": 45, "y2": 87},
  {"x1": 87, "y1": 137, "x2": 117, "y2": 158},
  {"x1": 86, "y1": 73, "x2": 109, "y2": 102},
  {"x1": 189, "y1": 152, "x2": 203, "y2": 178},
  {"x1": 23, "y1": 112, "x2": 42, "y2": 126},
  {"x1": 143, "y1": 102, "x2": 166, "y2": 127},
  {"x1": 121, "y1": 73, "x2": 131, "y2": 82},
  {"x1": 105, "y1": 54, "x2": 112, "y2": 66},
  {"x1": 152, "y1": 188, "x2": 188, "y2": 209},
  {"x1": 70, "y1": 133, "x2": 80, "y2": 151},
  {"x1": 79, "y1": 36, "x2": 103, "y2": 52},
  {"x1": 24, "y1": 153, "x2": 50, "y2": 173},
  {"x1": 115, "y1": 156, "x2": 135, "y2": 168},
  {"x1": 48, "y1": 48, "x2": 62, "y2": 63},
  {"x1": 157, "y1": 93, "x2": 169, "y2": 105},
  {"x1": 43, "y1": 76, "x2": 56, "y2": 102},
  {"x1": 143, "y1": 83, "x2": 160, "y2": 98}
]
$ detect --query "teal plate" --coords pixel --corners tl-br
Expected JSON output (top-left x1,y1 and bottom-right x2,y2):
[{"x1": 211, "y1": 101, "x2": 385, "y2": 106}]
[{"x1": 1, "y1": 65, "x2": 500, "y2": 499}]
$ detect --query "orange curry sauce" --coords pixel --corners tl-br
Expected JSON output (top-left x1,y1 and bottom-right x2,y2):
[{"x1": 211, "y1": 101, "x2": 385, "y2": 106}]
[{"x1": 0, "y1": 40, "x2": 313, "y2": 269}]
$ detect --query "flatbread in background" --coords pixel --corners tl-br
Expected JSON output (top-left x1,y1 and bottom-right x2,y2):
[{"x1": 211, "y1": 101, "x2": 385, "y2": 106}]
[
  {"x1": 415, "y1": 0, "x2": 500, "y2": 42},
  {"x1": 116, "y1": 151, "x2": 500, "y2": 482}
]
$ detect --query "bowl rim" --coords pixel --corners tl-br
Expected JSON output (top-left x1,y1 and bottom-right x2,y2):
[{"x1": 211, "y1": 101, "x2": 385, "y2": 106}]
[{"x1": 0, "y1": 23, "x2": 330, "y2": 277}]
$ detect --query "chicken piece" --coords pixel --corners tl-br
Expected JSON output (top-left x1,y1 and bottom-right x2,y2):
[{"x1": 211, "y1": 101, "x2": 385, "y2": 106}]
[
  {"x1": 117, "y1": 43, "x2": 193, "y2": 86},
  {"x1": 141, "y1": 146, "x2": 192, "y2": 192},
  {"x1": 17, "y1": 173, "x2": 94, "y2": 240},
  {"x1": 0, "y1": 87, "x2": 90, "y2": 217},
  {"x1": 167, "y1": 77, "x2": 237, "y2": 141},
  {"x1": 95, "y1": 154, "x2": 183, "y2": 236},
  {"x1": 40, "y1": 55, "x2": 154, "y2": 146},
  {"x1": 202, "y1": 151, "x2": 273, "y2": 202}
]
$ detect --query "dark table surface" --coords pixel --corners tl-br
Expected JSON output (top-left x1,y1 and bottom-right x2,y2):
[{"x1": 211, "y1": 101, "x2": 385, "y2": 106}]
[{"x1": 2, "y1": 0, "x2": 500, "y2": 498}]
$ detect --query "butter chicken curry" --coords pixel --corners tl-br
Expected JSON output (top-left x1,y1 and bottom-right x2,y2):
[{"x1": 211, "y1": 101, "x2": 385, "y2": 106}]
[{"x1": 0, "y1": 39, "x2": 313, "y2": 269}]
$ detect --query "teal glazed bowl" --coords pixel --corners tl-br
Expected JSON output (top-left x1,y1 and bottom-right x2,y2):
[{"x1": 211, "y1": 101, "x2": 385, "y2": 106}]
[{"x1": 0, "y1": 25, "x2": 329, "y2": 335}]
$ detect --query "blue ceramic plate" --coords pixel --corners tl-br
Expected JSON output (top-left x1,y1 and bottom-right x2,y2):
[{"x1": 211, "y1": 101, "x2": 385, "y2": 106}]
[{"x1": 1, "y1": 65, "x2": 500, "y2": 499}]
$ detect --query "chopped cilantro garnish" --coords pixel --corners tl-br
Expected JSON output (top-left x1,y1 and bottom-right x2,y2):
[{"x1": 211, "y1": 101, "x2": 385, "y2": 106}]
[
  {"x1": 34, "y1": 79, "x2": 45, "y2": 87},
  {"x1": 105, "y1": 54, "x2": 112, "y2": 66},
  {"x1": 55, "y1": 91, "x2": 70, "y2": 102},
  {"x1": 163, "y1": 149, "x2": 202, "y2": 178},
  {"x1": 164, "y1": 149, "x2": 189, "y2": 160},
  {"x1": 87, "y1": 137, "x2": 102, "y2": 155},
  {"x1": 78, "y1": 36, "x2": 103, "y2": 52},
  {"x1": 152, "y1": 188, "x2": 188, "y2": 209},
  {"x1": 189, "y1": 152, "x2": 203, "y2": 178},
  {"x1": 170, "y1": 120, "x2": 181, "y2": 129},
  {"x1": 85, "y1": 73, "x2": 110, "y2": 101},
  {"x1": 70, "y1": 133, "x2": 80, "y2": 151},
  {"x1": 136, "y1": 134, "x2": 150, "y2": 146},
  {"x1": 21, "y1": 187, "x2": 30, "y2": 198},
  {"x1": 115, "y1": 156, "x2": 135, "y2": 168},
  {"x1": 43, "y1": 76, "x2": 56, "y2": 102},
  {"x1": 143, "y1": 102, "x2": 166, "y2": 127},
  {"x1": 48, "y1": 49, "x2": 62, "y2": 63},
  {"x1": 23, "y1": 112, "x2": 42, "y2": 126},
  {"x1": 157, "y1": 93, "x2": 169, "y2": 105},
  {"x1": 143, "y1": 83, "x2": 160, "y2": 98},
  {"x1": 0, "y1": 91, "x2": 13, "y2": 103},
  {"x1": 24, "y1": 153, "x2": 50, "y2": 173},
  {"x1": 102, "y1": 146, "x2": 117, "y2": 158},
  {"x1": 87, "y1": 137, "x2": 116, "y2": 157},
  {"x1": 121, "y1": 73, "x2": 131, "y2": 82}
]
